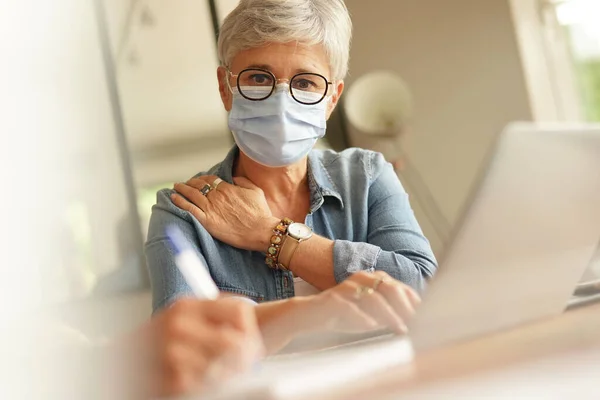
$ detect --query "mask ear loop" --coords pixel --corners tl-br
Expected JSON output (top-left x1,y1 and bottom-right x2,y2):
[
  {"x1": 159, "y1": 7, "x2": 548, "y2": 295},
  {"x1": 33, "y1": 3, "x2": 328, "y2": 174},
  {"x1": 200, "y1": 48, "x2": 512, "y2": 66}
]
[
  {"x1": 224, "y1": 67, "x2": 235, "y2": 94},
  {"x1": 325, "y1": 81, "x2": 338, "y2": 113}
]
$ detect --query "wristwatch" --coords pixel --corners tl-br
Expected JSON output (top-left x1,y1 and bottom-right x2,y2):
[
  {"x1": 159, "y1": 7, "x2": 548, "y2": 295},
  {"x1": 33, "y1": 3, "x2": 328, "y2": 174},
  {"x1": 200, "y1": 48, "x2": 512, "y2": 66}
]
[{"x1": 278, "y1": 223, "x2": 313, "y2": 271}]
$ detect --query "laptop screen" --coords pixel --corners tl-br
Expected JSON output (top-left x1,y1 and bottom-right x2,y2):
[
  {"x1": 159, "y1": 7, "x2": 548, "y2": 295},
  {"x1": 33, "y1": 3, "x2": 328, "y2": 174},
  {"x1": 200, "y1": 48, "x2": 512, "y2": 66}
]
[{"x1": 580, "y1": 245, "x2": 600, "y2": 283}]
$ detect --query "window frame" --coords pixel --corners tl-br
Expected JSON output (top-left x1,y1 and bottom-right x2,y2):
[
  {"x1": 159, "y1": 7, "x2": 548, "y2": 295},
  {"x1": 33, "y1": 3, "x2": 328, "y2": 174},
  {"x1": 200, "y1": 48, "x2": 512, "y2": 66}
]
[{"x1": 509, "y1": 0, "x2": 584, "y2": 122}]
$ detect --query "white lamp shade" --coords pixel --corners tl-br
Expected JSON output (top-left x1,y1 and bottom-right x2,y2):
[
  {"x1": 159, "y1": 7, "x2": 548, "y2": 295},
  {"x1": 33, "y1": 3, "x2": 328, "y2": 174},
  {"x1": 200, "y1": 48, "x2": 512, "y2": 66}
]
[{"x1": 344, "y1": 71, "x2": 413, "y2": 136}]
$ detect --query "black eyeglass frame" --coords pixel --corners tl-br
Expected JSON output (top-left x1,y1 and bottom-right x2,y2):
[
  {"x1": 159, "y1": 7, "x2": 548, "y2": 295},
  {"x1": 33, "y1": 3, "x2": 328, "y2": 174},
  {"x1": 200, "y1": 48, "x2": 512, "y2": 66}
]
[{"x1": 228, "y1": 68, "x2": 333, "y2": 105}]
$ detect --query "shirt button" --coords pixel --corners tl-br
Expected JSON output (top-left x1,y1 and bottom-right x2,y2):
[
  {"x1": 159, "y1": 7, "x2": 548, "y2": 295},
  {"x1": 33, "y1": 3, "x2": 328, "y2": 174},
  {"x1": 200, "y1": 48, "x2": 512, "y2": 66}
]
[{"x1": 283, "y1": 276, "x2": 289, "y2": 288}]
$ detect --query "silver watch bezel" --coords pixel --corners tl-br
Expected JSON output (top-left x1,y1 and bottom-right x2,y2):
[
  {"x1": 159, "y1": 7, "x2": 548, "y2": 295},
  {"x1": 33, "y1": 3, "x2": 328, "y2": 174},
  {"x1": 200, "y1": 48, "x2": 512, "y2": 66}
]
[{"x1": 287, "y1": 222, "x2": 313, "y2": 240}]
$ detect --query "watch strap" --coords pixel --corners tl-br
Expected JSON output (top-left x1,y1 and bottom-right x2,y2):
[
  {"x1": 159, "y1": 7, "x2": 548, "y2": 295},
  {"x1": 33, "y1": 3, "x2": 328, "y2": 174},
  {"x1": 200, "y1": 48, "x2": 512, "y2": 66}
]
[{"x1": 277, "y1": 235, "x2": 300, "y2": 271}]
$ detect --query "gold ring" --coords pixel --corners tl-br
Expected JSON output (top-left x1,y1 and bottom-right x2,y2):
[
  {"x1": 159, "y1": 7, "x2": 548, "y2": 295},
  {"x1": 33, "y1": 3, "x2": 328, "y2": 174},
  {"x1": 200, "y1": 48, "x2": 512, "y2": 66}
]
[
  {"x1": 353, "y1": 286, "x2": 375, "y2": 301},
  {"x1": 372, "y1": 276, "x2": 391, "y2": 291},
  {"x1": 211, "y1": 177, "x2": 224, "y2": 190}
]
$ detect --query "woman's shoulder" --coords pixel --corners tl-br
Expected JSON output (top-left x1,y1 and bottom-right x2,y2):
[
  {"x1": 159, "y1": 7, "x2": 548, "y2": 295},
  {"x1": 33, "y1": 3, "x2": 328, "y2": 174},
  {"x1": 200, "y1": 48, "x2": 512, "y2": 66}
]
[
  {"x1": 150, "y1": 188, "x2": 189, "y2": 223},
  {"x1": 151, "y1": 168, "x2": 213, "y2": 215},
  {"x1": 310, "y1": 147, "x2": 389, "y2": 180},
  {"x1": 152, "y1": 154, "x2": 230, "y2": 215}
]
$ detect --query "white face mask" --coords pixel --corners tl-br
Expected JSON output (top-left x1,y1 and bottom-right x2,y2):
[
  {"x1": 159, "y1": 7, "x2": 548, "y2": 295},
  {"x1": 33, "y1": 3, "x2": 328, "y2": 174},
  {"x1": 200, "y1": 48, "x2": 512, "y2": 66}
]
[{"x1": 228, "y1": 86, "x2": 328, "y2": 167}]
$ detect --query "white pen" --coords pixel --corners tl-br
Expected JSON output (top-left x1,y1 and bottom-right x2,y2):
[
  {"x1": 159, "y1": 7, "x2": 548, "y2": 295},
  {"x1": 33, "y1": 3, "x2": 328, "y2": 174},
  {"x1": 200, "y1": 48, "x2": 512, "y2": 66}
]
[{"x1": 166, "y1": 225, "x2": 220, "y2": 300}]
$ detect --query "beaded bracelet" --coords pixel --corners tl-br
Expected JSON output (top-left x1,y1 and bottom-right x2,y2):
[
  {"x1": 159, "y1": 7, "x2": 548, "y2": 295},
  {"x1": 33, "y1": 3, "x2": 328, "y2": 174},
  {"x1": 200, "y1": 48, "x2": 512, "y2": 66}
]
[{"x1": 265, "y1": 217, "x2": 293, "y2": 270}]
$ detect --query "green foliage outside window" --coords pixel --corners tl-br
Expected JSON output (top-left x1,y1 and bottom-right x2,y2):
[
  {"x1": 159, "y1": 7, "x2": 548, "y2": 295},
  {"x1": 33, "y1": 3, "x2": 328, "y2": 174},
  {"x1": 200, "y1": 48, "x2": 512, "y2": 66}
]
[{"x1": 574, "y1": 58, "x2": 600, "y2": 122}]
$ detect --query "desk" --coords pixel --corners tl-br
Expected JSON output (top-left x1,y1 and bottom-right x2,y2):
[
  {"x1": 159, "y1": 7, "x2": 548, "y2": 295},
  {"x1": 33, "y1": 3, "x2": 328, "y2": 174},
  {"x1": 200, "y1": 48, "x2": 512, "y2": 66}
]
[{"x1": 317, "y1": 303, "x2": 600, "y2": 399}]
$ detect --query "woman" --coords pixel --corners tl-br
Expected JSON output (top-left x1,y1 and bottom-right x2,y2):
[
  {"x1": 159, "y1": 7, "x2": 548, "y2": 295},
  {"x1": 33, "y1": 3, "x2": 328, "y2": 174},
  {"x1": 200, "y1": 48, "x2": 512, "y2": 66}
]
[{"x1": 146, "y1": 0, "x2": 437, "y2": 351}]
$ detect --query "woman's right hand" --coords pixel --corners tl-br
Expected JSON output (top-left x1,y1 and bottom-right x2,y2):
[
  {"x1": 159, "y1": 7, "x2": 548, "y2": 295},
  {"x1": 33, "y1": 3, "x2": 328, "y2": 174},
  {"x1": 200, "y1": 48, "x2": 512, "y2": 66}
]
[
  {"x1": 123, "y1": 298, "x2": 264, "y2": 398},
  {"x1": 305, "y1": 271, "x2": 421, "y2": 334}
]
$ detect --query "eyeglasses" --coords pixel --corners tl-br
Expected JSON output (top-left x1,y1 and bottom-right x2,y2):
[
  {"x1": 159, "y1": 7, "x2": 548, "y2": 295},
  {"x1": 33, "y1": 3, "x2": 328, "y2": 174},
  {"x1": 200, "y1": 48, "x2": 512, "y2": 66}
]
[{"x1": 227, "y1": 68, "x2": 333, "y2": 105}]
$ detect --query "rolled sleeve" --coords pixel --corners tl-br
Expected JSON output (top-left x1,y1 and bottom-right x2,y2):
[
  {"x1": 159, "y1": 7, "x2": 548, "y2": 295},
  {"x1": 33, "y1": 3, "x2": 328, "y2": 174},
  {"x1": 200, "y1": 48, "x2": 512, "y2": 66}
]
[
  {"x1": 333, "y1": 240, "x2": 381, "y2": 283},
  {"x1": 367, "y1": 153, "x2": 437, "y2": 290},
  {"x1": 331, "y1": 152, "x2": 438, "y2": 291}
]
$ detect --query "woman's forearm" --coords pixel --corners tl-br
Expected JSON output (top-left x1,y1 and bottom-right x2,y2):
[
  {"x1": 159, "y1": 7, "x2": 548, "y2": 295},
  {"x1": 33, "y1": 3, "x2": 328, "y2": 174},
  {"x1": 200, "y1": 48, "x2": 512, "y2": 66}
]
[
  {"x1": 252, "y1": 217, "x2": 338, "y2": 291},
  {"x1": 254, "y1": 296, "x2": 317, "y2": 354},
  {"x1": 287, "y1": 235, "x2": 337, "y2": 290},
  {"x1": 287, "y1": 235, "x2": 435, "y2": 293}
]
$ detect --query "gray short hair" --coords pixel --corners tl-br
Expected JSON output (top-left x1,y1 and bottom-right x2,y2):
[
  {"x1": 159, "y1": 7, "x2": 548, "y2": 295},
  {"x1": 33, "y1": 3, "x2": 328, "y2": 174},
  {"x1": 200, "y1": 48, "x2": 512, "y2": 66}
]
[{"x1": 217, "y1": 0, "x2": 352, "y2": 81}]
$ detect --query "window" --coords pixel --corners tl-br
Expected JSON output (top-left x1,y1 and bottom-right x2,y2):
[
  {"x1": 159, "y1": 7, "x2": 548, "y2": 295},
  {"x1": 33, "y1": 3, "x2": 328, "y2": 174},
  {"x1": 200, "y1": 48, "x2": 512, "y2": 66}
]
[
  {"x1": 545, "y1": 0, "x2": 600, "y2": 121},
  {"x1": 552, "y1": 0, "x2": 600, "y2": 121},
  {"x1": 509, "y1": 0, "x2": 600, "y2": 121}
]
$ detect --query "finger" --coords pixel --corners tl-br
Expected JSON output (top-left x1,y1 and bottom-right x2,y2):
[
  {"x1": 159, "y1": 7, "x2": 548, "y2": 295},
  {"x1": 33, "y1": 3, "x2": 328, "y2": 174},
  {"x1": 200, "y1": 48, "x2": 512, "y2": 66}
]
[
  {"x1": 326, "y1": 293, "x2": 380, "y2": 332},
  {"x1": 205, "y1": 302, "x2": 265, "y2": 363},
  {"x1": 201, "y1": 298, "x2": 262, "y2": 339},
  {"x1": 372, "y1": 271, "x2": 421, "y2": 308},
  {"x1": 187, "y1": 176, "x2": 233, "y2": 196},
  {"x1": 405, "y1": 286, "x2": 422, "y2": 307},
  {"x1": 341, "y1": 280, "x2": 407, "y2": 334},
  {"x1": 353, "y1": 272, "x2": 416, "y2": 321},
  {"x1": 373, "y1": 271, "x2": 421, "y2": 301},
  {"x1": 203, "y1": 327, "x2": 260, "y2": 375},
  {"x1": 162, "y1": 333, "x2": 250, "y2": 396},
  {"x1": 360, "y1": 292, "x2": 408, "y2": 334},
  {"x1": 380, "y1": 284, "x2": 416, "y2": 321},
  {"x1": 175, "y1": 324, "x2": 261, "y2": 390},
  {"x1": 191, "y1": 326, "x2": 250, "y2": 361},
  {"x1": 173, "y1": 183, "x2": 209, "y2": 210},
  {"x1": 232, "y1": 176, "x2": 259, "y2": 191},
  {"x1": 161, "y1": 341, "x2": 210, "y2": 396},
  {"x1": 163, "y1": 301, "x2": 261, "y2": 366},
  {"x1": 169, "y1": 299, "x2": 263, "y2": 356},
  {"x1": 170, "y1": 192, "x2": 207, "y2": 224}
]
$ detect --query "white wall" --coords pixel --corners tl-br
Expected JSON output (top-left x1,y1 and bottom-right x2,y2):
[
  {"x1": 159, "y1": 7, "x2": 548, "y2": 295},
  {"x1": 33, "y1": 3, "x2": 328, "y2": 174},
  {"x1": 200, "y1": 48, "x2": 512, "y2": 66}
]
[
  {"x1": 105, "y1": 0, "x2": 232, "y2": 187},
  {"x1": 103, "y1": 0, "x2": 134, "y2": 54},
  {"x1": 345, "y1": 0, "x2": 535, "y2": 253},
  {"x1": 216, "y1": 0, "x2": 240, "y2": 22},
  {"x1": 117, "y1": 0, "x2": 228, "y2": 148}
]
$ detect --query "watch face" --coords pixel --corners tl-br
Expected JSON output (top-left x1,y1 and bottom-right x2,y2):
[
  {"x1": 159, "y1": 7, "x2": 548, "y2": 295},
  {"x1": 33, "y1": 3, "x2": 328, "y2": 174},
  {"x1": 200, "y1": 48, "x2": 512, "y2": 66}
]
[{"x1": 288, "y1": 223, "x2": 313, "y2": 240}]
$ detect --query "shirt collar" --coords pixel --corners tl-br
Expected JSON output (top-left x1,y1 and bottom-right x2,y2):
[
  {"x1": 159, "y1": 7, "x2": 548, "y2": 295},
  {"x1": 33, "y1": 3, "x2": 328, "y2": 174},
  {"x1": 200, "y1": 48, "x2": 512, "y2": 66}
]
[
  {"x1": 216, "y1": 145, "x2": 238, "y2": 184},
  {"x1": 307, "y1": 151, "x2": 344, "y2": 210},
  {"x1": 216, "y1": 145, "x2": 344, "y2": 210}
]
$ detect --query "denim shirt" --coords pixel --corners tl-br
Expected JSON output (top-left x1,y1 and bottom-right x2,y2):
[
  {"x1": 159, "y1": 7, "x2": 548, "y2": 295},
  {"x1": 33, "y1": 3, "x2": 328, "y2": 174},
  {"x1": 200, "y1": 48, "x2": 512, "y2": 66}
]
[{"x1": 146, "y1": 146, "x2": 437, "y2": 312}]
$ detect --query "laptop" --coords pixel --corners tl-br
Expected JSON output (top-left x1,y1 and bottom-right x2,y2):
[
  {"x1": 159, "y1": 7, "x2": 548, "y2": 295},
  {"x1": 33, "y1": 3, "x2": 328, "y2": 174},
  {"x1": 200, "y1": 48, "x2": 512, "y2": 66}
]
[
  {"x1": 280, "y1": 122, "x2": 600, "y2": 354},
  {"x1": 570, "y1": 246, "x2": 600, "y2": 308},
  {"x1": 203, "y1": 123, "x2": 600, "y2": 400},
  {"x1": 409, "y1": 122, "x2": 600, "y2": 350}
]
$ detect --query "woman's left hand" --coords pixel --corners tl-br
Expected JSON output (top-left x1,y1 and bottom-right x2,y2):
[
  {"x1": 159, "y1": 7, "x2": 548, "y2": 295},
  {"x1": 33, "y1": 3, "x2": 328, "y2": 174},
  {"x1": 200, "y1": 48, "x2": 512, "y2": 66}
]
[
  {"x1": 301, "y1": 271, "x2": 421, "y2": 334},
  {"x1": 171, "y1": 176, "x2": 279, "y2": 252}
]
